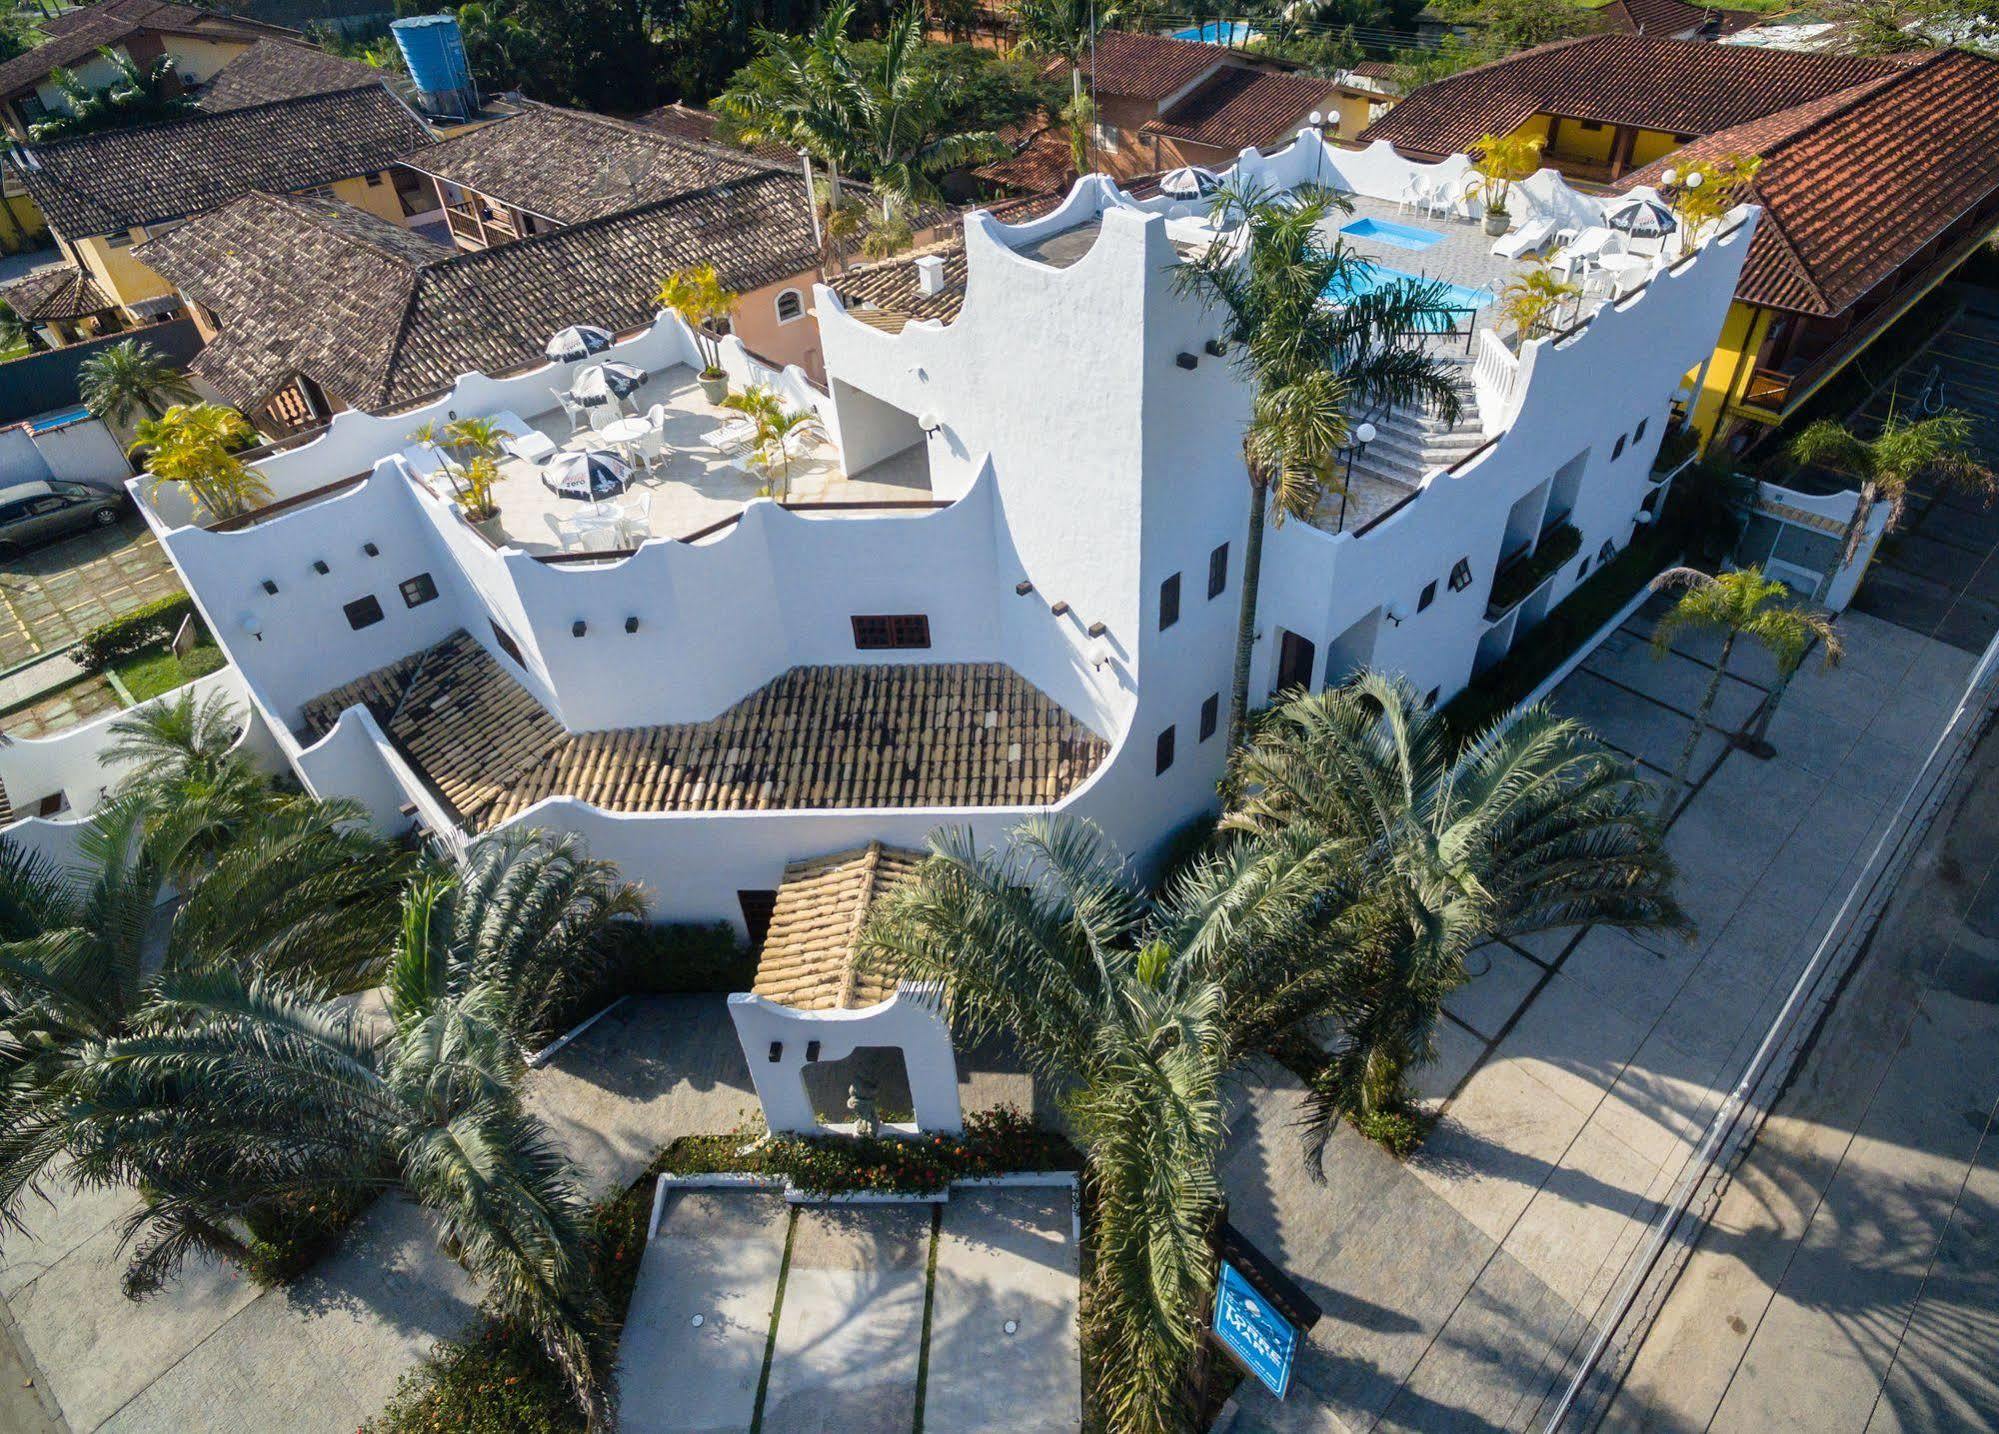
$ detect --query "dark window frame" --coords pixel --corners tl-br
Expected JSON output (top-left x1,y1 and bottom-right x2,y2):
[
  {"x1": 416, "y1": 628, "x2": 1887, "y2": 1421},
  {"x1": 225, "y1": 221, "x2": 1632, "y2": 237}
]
[
  {"x1": 1159, "y1": 573, "x2": 1181, "y2": 630},
  {"x1": 489, "y1": 619, "x2": 526, "y2": 667},
  {"x1": 1199, "y1": 693, "x2": 1219, "y2": 742},
  {"x1": 851, "y1": 613, "x2": 932, "y2": 650},
  {"x1": 342, "y1": 594, "x2": 384, "y2": 630},
  {"x1": 398, "y1": 572, "x2": 439, "y2": 608},
  {"x1": 1613, "y1": 433, "x2": 1627, "y2": 461},
  {"x1": 1207, "y1": 543, "x2": 1229, "y2": 599},
  {"x1": 1417, "y1": 580, "x2": 1437, "y2": 613},
  {"x1": 1155, "y1": 724, "x2": 1176, "y2": 774}
]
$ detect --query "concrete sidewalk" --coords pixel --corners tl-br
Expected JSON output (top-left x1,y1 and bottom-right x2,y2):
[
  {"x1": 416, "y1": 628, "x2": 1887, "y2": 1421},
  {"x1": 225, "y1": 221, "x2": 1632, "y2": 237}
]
[{"x1": 1221, "y1": 602, "x2": 1976, "y2": 1434}]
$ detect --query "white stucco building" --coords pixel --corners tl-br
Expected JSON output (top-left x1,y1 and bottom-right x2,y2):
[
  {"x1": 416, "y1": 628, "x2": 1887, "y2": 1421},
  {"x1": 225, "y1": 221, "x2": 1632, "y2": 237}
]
[{"x1": 4, "y1": 130, "x2": 1759, "y2": 964}]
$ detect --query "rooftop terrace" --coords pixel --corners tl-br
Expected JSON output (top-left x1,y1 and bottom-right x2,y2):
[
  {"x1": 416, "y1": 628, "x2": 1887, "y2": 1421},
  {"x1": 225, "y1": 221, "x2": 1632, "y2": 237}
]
[{"x1": 299, "y1": 631, "x2": 1109, "y2": 831}]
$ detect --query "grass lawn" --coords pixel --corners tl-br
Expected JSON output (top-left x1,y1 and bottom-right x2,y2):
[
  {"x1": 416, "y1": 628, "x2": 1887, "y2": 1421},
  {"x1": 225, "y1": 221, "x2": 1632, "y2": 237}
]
[
  {"x1": 111, "y1": 640, "x2": 225, "y2": 703},
  {"x1": 0, "y1": 338, "x2": 29, "y2": 364}
]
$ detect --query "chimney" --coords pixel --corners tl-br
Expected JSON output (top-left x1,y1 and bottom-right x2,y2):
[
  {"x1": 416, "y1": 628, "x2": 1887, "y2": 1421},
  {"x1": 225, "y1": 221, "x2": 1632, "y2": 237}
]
[{"x1": 914, "y1": 254, "x2": 948, "y2": 297}]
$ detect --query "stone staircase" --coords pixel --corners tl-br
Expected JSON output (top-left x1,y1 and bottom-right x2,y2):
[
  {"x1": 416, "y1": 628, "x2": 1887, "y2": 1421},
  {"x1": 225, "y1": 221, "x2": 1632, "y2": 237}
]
[{"x1": 1345, "y1": 371, "x2": 1487, "y2": 491}]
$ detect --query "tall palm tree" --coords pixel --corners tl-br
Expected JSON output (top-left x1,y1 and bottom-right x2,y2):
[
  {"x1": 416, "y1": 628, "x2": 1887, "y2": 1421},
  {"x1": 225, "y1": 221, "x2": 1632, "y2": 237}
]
[
  {"x1": 1740, "y1": 597, "x2": 1841, "y2": 756},
  {"x1": 0, "y1": 693, "x2": 416, "y2": 1227},
  {"x1": 1009, "y1": 0, "x2": 1119, "y2": 171},
  {"x1": 1647, "y1": 565, "x2": 1812, "y2": 814},
  {"x1": 1173, "y1": 184, "x2": 1467, "y2": 747},
  {"x1": 862, "y1": 818, "x2": 1368, "y2": 1434},
  {"x1": 1790, "y1": 407, "x2": 1995, "y2": 564},
  {"x1": 1224, "y1": 674, "x2": 1685, "y2": 1127},
  {"x1": 56, "y1": 957, "x2": 611, "y2": 1420},
  {"x1": 78, "y1": 338, "x2": 197, "y2": 425},
  {"x1": 0, "y1": 300, "x2": 43, "y2": 355}
]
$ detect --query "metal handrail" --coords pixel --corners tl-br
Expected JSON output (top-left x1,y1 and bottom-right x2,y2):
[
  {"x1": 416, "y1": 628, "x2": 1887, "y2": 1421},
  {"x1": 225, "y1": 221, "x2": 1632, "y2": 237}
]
[{"x1": 203, "y1": 472, "x2": 371, "y2": 532}]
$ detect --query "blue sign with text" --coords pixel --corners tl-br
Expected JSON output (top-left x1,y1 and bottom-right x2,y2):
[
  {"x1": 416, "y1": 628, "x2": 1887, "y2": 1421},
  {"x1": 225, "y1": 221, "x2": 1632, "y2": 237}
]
[{"x1": 1213, "y1": 1260, "x2": 1298, "y2": 1399}]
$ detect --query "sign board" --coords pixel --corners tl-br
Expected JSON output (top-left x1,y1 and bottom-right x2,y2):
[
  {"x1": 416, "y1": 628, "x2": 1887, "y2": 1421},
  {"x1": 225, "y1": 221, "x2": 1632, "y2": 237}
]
[
  {"x1": 170, "y1": 614, "x2": 198, "y2": 659},
  {"x1": 1212, "y1": 1259, "x2": 1298, "y2": 1400}
]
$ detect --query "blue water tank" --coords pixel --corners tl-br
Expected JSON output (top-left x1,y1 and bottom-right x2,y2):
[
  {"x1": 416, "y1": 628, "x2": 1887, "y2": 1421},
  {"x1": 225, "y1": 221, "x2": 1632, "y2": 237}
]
[{"x1": 391, "y1": 15, "x2": 477, "y2": 121}]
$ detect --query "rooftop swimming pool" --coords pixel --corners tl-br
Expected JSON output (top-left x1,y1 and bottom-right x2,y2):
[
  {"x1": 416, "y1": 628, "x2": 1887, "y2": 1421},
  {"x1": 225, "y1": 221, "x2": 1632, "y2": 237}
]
[
  {"x1": 1339, "y1": 217, "x2": 1445, "y2": 251},
  {"x1": 27, "y1": 405, "x2": 90, "y2": 434},
  {"x1": 1171, "y1": 20, "x2": 1260, "y2": 43},
  {"x1": 1323, "y1": 262, "x2": 1494, "y2": 322}
]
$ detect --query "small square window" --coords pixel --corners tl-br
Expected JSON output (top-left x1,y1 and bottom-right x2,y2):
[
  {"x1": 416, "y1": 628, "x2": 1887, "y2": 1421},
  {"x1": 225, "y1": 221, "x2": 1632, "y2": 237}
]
[
  {"x1": 1425, "y1": 686, "x2": 1440, "y2": 707},
  {"x1": 1155, "y1": 725, "x2": 1176, "y2": 774},
  {"x1": 1448, "y1": 557, "x2": 1474, "y2": 592},
  {"x1": 1598, "y1": 540, "x2": 1616, "y2": 565},
  {"x1": 1199, "y1": 693, "x2": 1219, "y2": 741},
  {"x1": 490, "y1": 619, "x2": 525, "y2": 667},
  {"x1": 1634, "y1": 417, "x2": 1648, "y2": 444},
  {"x1": 342, "y1": 595, "x2": 384, "y2": 629},
  {"x1": 399, "y1": 572, "x2": 438, "y2": 607},
  {"x1": 1417, "y1": 580, "x2": 1437, "y2": 613},
  {"x1": 1159, "y1": 573, "x2": 1181, "y2": 630},
  {"x1": 1208, "y1": 543, "x2": 1229, "y2": 599},
  {"x1": 851, "y1": 614, "x2": 931, "y2": 649},
  {"x1": 1613, "y1": 433, "x2": 1627, "y2": 461}
]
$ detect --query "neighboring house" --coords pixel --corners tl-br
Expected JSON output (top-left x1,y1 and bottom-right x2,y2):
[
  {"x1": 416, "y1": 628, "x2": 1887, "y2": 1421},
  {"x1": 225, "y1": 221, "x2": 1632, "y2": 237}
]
[
  {"x1": 1360, "y1": 36, "x2": 1999, "y2": 452},
  {"x1": 139, "y1": 168, "x2": 819, "y2": 429},
  {"x1": 3, "y1": 263, "x2": 122, "y2": 346},
  {"x1": 84, "y1": 129, "x2": 1762, "y2": 945},
  {"x1": 1017, "y1": 32, "x2": 1346, "y2": 184},
  {"x1": 4, "y1": 45, "x2": 430, "y2": 341},
  {"x1": 1594, "y1": 0, "x2": 1760, "y2": 41},
  {"x1": 0, "y1": 0, "x2": 300, "y2": 139},
  {"x1": 1326, "y1": 60, "x2": 1402, "y2": 137},
  {"x1": 393, "y1": 102, "x2": 827, "y2": 371}
]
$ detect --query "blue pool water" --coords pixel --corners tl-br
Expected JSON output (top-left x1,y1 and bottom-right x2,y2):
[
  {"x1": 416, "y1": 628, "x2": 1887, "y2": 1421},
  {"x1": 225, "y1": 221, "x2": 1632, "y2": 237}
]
[
  {"x1": 1340, "y1": 216, "x2": 1444, "y2": 251},
  {"x1": 28, "y1": 405, "x2": 89, "y2": 433},
  {"x1": 1172, "y1": 20, "x2": 1260, "y2": 43},
  {"x1": 1323, "y1": 263, "x2": 1493, "y2": 323}
]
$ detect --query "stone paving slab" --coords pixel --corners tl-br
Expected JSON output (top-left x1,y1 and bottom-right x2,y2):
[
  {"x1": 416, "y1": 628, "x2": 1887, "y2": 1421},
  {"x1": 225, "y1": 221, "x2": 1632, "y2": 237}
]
[
  {"x1": 760, "y1": 1204, "x2": 930, "y2": 1434},
  {"x1": 616, "y1": 1192, "x2": 791, "y2": 1434},
  {"x1": 925, "y1": 1188, "x2": 1080, "y2": 1434},
  {"x1": 0, "y1": 515, "x2": 181, "y2": 669}
]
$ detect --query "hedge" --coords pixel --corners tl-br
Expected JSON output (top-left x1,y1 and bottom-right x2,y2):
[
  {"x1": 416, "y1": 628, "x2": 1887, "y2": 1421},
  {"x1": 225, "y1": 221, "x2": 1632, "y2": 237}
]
[{"x1": 75, "y1": 594, "x2": 200, "y2": 672}]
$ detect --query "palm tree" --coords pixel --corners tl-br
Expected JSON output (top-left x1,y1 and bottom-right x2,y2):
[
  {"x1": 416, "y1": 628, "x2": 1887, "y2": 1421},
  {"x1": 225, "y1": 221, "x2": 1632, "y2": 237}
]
[
  {"x1": 861, "y1": 817, "x2": 1360, "y2": 1434},
  {"x1": 1224, "y1": 674, "x2": 1685, "y2": 1127},
  {"x1": 1173, "y1": 183, "x2": 1467, "y2": 747},
  {"x1": 78, "y1": 339, "x2": 196, "y2": 425},
  {"x1": 1496, "y1": 263, "x2": 1580, "y2": 345},
  {"x1": 1741, "y1": 598, "x2": 1842, "y2": 756},
  {"x1": 1009, "y1": 0, "x2": 1119, "y2": 170},
  {"x1": 1647, "y1": 565, "x2": 1808, "y2": 815},
  {"x1": 657, "y1": 264, "x2": 740, "y2": 380},
  {"x1": 131, "y1": 402, "x2": 270, "y2": 520},
  {"x1": 1790, "y1": 408, "x2": 1996, "y2": 565},
  {"x1": 0, "y1": 300, "x2": 43, "y2": 355},
  {"x1": 29, "y1": 48, "x2": 194, "y2": 140}
]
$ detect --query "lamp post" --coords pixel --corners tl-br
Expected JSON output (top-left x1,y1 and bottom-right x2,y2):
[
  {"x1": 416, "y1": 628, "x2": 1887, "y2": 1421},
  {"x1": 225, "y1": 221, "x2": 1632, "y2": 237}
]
[{"x1": 1336, "y1": 421, "x2": 1377, "y2": 533}]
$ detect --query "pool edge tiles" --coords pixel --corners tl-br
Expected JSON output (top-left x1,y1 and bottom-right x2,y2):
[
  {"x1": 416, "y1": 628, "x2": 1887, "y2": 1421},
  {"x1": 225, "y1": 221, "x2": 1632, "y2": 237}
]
[{"x1": 1339, "y1": 217, "x2": 1445, "y2": 252}]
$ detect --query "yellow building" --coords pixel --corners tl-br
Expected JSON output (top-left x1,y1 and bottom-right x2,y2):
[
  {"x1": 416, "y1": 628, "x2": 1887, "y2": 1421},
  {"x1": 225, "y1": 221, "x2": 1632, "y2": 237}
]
[
  {"x1": 6, "y1": 44, "x2": 432, "y2": 344},
  {"x1": 1362, "y1": 35, "x2": 1999, "y2": 452},
  {"x1": 0, "y1": 0, "x2": 300, "y2": 141}
]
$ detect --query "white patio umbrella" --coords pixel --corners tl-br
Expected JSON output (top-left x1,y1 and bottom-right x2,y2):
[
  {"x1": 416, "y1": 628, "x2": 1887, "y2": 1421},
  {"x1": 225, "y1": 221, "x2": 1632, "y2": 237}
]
[
  {"x1": 1158, "y1": 166, "x2": 1223, "y2": 202},
  {"x1": 572, "y1": 361, "x2": 649, "y2": 407},
  {"x1": 545, "y1": 325, "x2": 613, "y2": 362},
  {"x1": 1603, "y1": 196, "x2": 1677, "y2": 238},
  {"x1": 544, "y1": 449, "x2": 633, "y2": 501}
]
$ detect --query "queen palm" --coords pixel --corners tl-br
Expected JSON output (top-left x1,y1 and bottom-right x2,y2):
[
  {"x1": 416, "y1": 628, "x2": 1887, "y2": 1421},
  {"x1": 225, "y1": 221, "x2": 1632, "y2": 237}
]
[
  {"x1": 78, "y1": 339, "x2": 197, "y2": 425},
  {"x1": 1174, "y1": 184, "x2": 1467, "y2": 747},
  {"x1": 1224, "y1": 674, "x2": 1685, "y2": 1127},
  {"x1": 863, "y1": 818, "x2": 1370, "y2": 1434},
  {"x1": 1789, "y1": 407, "x2": 1995, "y2": 564},
  {"x1": 1648, "y1": 565, "x2": 1837, "y2": 810}
]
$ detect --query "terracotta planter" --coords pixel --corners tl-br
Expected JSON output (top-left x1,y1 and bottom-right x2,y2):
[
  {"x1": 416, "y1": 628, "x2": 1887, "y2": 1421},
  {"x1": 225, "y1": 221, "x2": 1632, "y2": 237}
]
[
  {"x1": 1483, "y1": 208, "x2": 1510, "y2": 237},
  {"x1": 699, "y1": 371, "x2": 729, "y2": 405}
]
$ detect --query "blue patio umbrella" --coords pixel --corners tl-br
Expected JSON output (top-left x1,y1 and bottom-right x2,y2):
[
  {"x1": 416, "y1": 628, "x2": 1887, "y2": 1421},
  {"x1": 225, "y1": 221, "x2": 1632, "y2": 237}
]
[
  {"x1": 572, "y1": 361, "x2": 649, "y2": 407},
  {"x1": 1603, "y1": 196, "x2": 1676, "y2": 238},
  {"x1": 543, "y1": 449, "x2": 632, "y2": 501},
  {"x1": 545, "y1": 325, "x2": 614, "y2": 362}
]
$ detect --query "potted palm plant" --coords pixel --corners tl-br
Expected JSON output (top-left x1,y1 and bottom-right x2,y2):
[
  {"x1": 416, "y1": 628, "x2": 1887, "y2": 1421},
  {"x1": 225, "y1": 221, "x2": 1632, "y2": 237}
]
[
  {"x1": 131, "y1": 403, "x2": 271, "y2": 521},
  {"x1": 1466, "y1": 132, "x2": 1545, "y2": 237},
  {"x1": 458, "y1": 454, "x2": 504, "y2": 540},
  {"x1": 1496, "y1": 264, "x2": 1581, "y2": 348},
  {"x1": 721, "y1": 385, "x2": 815, "y2": 499},
  {"x1": 658, "y1": 265, "x2": 740, "y2": 405}
]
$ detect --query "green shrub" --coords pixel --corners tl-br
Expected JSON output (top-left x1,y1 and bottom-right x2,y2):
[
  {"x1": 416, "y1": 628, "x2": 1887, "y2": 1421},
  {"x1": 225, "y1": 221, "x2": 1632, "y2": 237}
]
[{"x1": 75, "y1": 594, "x2": 199, "y2": 672}]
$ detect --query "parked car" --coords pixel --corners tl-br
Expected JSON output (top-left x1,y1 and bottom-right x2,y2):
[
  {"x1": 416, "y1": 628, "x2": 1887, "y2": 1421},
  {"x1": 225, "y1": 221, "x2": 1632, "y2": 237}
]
[{"x1": 0, "y1": 479, "x2": 126, "y2": 554}]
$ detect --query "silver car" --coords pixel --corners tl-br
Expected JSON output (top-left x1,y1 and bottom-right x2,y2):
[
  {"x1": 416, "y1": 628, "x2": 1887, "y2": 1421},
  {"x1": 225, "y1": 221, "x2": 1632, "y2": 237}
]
[{"x1": 0, "y1": 479, "x2": 126, "y2": 554}]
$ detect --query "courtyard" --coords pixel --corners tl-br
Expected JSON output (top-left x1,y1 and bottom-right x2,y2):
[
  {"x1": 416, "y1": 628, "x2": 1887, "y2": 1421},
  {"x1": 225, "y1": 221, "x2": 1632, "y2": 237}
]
[{"x1": 0, "y1": 512, "x2": 182, "y2": 669}]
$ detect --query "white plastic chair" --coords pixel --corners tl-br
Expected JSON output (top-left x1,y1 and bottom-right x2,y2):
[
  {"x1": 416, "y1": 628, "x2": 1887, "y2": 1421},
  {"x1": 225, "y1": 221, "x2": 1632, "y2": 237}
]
[
  {"x1": 1552, "y1": 225, "x2": 1628, "y2": 282},
  {"x1": 616, "y1": 492, "x2": 652, "y2": 545},
  {"x1": 1398, "y1": 176, "x2": 1432, "y2": 214},
  {"x1": 543, "y1": 512, "x2": 584, "y2": 552},
  {"x1": 552, "y1": 388, "x2": 591, "y2": 436}
]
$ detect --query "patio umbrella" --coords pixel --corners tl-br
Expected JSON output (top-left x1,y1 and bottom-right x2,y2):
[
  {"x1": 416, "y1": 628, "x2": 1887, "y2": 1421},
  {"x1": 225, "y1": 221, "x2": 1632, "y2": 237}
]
[
  {"x1": 544, "y1": 449, "x2": 632, "y2": 501},
  {"x1": 1158, "y1": 166, "x2": 1222, "y2": 202},
  {"x1": 573, "y1": 361, "x2": 649, "y2": 407},
  {"x1": 1603, "y1": 196, "x2": 1676, "y2": 238},
  {"x1": 545, "y1": 325, "x2": 613, "y2": 362}
]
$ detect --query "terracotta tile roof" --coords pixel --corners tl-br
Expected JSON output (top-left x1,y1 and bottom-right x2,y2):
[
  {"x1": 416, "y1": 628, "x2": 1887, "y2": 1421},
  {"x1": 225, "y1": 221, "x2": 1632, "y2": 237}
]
[
  {"x1": 751, "y1": 842, "x2": 925, "y2": 1010},
  {"x1": 634, "y1": 101, "x2": 796, "y2": 165},
  {"x1": 0, "y1": 0, "x2": 290, "y2": 96},
  {"x1": 299, "y1": 631, "x2": 1108, "y2": 832},
  {"x1": 1072, "y1": 31, "x2": 1225, "y2": 101},
  {"x1": 1358, "y1": 34, "x2": 1895, "y2": 159},
  {"x1": 9, "y1": 84, "x2": 430, "y2": 236},
  {"x1": 142, "y1": 170, "x2": 818, "y2": 409},
  {"x1": 1621, "y1": 48, "x2": 1999, "y2": 316},
  {"x1": 1596, "y1": 0, "x2": 1759, "y2": 37},
  {"x1": 401, "y1": 100, "x2": 782, "y2": 226},
  {"x1": 973, "y1": 123, "x2": 1074, "y2": 195},
  {"x1": 197, "y1": 38, "x2": 383, "y2": 111},
  {"x1": 4, "y1": 263, "x2": 114, "y2": 320},
  {"x1": 1142, "y1": 65, "x2": 1336, "y2": 151}
]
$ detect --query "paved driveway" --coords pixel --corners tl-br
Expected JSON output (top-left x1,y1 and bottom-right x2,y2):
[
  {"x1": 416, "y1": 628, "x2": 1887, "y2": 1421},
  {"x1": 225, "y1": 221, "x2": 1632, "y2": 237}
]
[
  {"x1": 0, "y1": 513, "x2": 182, "y2": 669},
  {"x1": 1220, "y1": 599, "x2": 1976, "y2": 1434}
]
